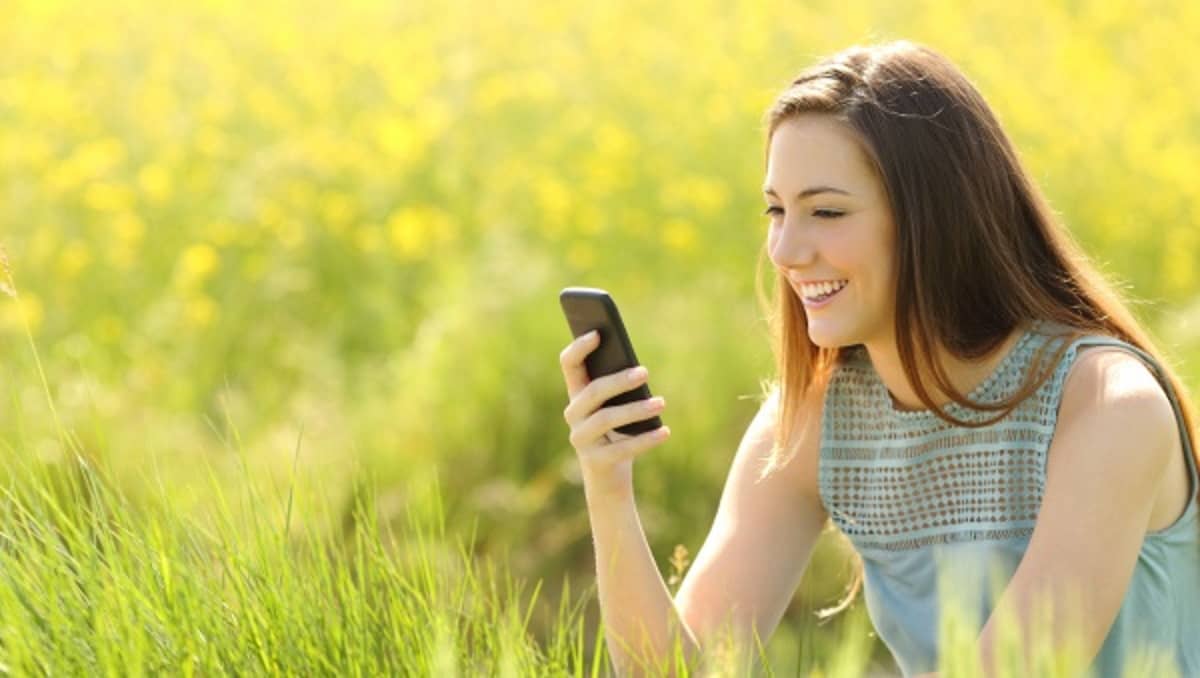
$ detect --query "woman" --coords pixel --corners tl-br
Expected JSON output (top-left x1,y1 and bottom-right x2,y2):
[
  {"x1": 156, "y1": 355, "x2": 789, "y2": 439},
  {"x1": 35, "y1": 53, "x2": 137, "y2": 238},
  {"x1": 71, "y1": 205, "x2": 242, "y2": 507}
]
[{"x1": 558, "y1": 41, "x2": 1199, "y2": 677}]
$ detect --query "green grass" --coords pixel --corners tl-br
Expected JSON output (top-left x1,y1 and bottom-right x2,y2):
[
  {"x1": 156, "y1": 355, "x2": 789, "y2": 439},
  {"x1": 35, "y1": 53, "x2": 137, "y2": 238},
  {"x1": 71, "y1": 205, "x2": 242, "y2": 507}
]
[
  {"x1": 0, "y1": 440, "x2": 1182, "y2": 676},
  {"x1": 0, "y1": 432, "x2": 889, "y2": 676}
]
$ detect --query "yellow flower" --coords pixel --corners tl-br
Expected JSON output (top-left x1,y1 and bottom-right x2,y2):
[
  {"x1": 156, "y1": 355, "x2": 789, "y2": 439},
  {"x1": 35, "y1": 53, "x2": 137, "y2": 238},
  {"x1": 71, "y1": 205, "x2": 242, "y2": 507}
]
[
  {"x1": 58, "y1": 241, "x2": 92, "y2": 279},
  {"x1": 247, "y1": 85, "x2": 290, "y2": 128},
  {"x1": 70, "y1": 136, "x2": 127, "y2": 180},
  {"x1": 475, "y1": 74, "x2": 518, "y2": 111},
  {"x1": 374, "y1": 115, "x2": 425, "y2": 167},
  {"x1": 320, "y1": 192, "x2": 356, "y2": 234},
  {"x1": 659, "y1": 176, "x2": 729, "y2": 217},
  {"x1": 137, "y1": 163, "x2": 173, "y2": 203},
  {"x1": 285, "y1": 179, "x2": 316, "y2": 210},
  {"x1": 387, "y1": 205, "x2": 457, "y2": 260},
  {"x1": 388, "y1": 209, "x2": 429, "y2": 258},
  {"x1": 185, "y1": 295, "x2": 218, "y2": 328},
  {"x1": 13, "y1": 132, "x2": 53, "y2": 169},
  {"x1": 174, "y1": 244, "x2": 220, "y2": 289},
  {"x1": 108, "y1": 242, "x2": 137, "y2": 271},
  {"x1": 1, "y1": 293, "x2": 43, "y2": 333},
  {"x1": 95, "y1": 314, "x2": 125, "y2": 343},
  {"x1": 195, "y1": 125, "x2": 229, "y2": 157},
  {"x1": 534, "y1": 176, "x2": 570, "y2": 235},
  {"x1": 276, "y1": 219, "x2": 307, "y2": 250},
  {"x1": 83, "y1": 181, "x2": 135, "y2": 213},
  {"x1": 661, "y1": 218, "x2": 696, "y2": 253},
  {"x1": 257, "y1": 200, "x2": 285, "y2": 230},
  {"x1": 112, "y1": 211, "x2": 146, "y2": 246},
  {"x1": 209, "y1": 221, "x2": 238, "y2": 247},
  {"x1": 594, "y1": 122, "x2": 634, "y2": 159},
  {"x1": 583, "y1": 157, "x2": 622, "y2": 195}
]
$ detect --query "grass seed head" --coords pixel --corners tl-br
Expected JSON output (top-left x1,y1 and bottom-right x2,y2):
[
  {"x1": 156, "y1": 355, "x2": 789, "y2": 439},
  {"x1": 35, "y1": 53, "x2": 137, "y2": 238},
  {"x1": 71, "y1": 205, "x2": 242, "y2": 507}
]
[{"x1": 0, "y1": 244, "x2": 15, "y2": 298}]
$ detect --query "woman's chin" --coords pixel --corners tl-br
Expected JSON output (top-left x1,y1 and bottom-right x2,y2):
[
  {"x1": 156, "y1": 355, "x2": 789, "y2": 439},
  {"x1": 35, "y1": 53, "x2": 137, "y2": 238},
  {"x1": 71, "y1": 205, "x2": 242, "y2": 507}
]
[
  {"x1": 805, "y1": 320, "x2": 852, "y2": 349},
  {"x1": 804, "y1": 330, "x2": 834, "y2": 348}
]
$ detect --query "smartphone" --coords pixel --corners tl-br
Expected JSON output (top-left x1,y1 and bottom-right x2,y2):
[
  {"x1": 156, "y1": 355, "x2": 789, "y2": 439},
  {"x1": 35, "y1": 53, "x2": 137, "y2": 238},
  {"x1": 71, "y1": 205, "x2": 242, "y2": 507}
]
[{"x1": 559, "y1": 286, "x2": 663, "y2": 436}]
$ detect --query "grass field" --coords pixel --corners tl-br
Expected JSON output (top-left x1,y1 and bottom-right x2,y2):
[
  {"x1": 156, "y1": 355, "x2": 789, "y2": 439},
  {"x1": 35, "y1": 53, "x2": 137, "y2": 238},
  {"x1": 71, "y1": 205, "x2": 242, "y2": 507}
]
[{"x1": 1, "y1": 0, "x2": 1198, "y2": 674}]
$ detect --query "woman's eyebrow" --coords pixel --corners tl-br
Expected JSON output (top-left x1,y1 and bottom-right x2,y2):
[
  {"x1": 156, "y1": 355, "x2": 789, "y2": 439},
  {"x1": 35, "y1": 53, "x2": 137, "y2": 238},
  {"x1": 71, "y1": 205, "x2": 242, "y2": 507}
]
[{"x1": 762, "y1": 185, "x2": 852, "y2": 200}]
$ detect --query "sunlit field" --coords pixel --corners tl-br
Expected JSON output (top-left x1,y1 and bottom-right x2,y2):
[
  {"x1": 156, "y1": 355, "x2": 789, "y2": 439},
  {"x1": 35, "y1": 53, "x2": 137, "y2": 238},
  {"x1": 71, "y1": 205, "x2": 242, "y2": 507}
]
[{"x1": 1, "y1": 0, "x2": 1198, "y2": 674}]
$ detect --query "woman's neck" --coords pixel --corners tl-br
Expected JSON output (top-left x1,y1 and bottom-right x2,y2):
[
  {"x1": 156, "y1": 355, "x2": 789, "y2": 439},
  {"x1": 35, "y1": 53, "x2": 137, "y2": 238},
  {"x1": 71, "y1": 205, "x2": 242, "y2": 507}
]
[{"x1": 861, "y1": 323, "x2": 1028, "y2": 412}]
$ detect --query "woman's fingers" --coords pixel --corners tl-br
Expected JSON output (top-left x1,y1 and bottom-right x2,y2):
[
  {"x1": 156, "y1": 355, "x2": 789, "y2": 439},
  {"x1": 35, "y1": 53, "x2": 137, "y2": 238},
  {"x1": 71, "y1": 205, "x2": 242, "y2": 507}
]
[
  {"x1": 567, "y1": 395, "x2": 664, "y2": 449},
  {"x1": 562, "y1": 365, "x2": 650, "y2": 429},
  {"x1": 559, "y1": 332, "x2": 669, "y2": 474},
  {"x1": 559, "y1": 330, "x2": 600, "y2": 399},
  {"x1": 582, "y1": 425, "x2": 671, "y2": 467}
]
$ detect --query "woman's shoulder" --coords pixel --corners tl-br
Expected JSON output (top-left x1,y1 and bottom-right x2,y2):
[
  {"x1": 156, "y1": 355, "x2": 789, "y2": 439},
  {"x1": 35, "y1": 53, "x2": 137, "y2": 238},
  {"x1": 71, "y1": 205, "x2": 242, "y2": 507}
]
[
  {"x1": 1042, "y1": 322, "x2": 1167, "y2": 404},
  {"x1": 1056, "y1": 336, "x2": 1176, "y2": 437},
  {"x1": 754, "y1": 379, "x2": 826, "y2": 495},
  {"x1": 1048, "y1": 332, "x2": 1188, "y2": 532},
  {"x1": 1018, "y1": 320, "x2": 1172, "y2": 427}
]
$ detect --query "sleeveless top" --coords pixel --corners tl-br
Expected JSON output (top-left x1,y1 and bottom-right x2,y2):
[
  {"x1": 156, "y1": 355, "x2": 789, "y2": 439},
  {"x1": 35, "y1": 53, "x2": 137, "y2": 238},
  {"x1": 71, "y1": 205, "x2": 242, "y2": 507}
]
[{"x1": 817, "y1": 318, "x2": 1200, "y2": 677}]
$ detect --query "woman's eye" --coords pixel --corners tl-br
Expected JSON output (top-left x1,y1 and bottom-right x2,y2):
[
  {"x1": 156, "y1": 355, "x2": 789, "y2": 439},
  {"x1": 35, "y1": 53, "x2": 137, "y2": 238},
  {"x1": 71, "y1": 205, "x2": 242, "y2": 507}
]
[
  {"x1": 762, "y1": 206, "x2": 844, "y2": 219},
  {"x1": 813, "y1": 208, "x2": 844, "y2": 219}
]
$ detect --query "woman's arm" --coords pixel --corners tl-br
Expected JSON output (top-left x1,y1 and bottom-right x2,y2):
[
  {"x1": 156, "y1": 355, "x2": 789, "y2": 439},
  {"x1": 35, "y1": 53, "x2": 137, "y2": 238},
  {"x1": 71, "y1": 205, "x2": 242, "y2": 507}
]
[
  {"x1": 673, "y1": 388, "x2": 828, "y2": 669},
  {"x1": 971, "y1": 348, "x2": 1181, "y2": 676},
  {"x1": 584, "y1": 387, "x2": 827, "y2": 677},
  {"x1": 581, "y1": 473, "x2": 701, "y2": 676}
]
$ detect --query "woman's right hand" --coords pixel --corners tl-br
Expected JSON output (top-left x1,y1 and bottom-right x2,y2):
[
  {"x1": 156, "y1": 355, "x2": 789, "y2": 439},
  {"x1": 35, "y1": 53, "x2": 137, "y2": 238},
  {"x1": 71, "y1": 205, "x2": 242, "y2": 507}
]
[{"x1": 559, "y1": 330, "x2": 671, "y2": 485}]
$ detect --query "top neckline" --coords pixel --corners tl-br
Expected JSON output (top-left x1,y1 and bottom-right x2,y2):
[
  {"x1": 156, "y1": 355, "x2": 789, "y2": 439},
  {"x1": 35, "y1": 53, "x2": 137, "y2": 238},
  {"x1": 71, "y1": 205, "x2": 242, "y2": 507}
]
[{"x1": 866, "y1": 319, "x2": 1043, "y2": 421}]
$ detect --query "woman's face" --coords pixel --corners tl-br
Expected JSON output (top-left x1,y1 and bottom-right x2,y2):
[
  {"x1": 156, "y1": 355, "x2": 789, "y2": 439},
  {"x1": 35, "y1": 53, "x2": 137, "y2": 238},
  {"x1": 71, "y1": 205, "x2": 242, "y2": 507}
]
[{"x1": 764, "y1": 114, "x2": 897, "y2": 349}]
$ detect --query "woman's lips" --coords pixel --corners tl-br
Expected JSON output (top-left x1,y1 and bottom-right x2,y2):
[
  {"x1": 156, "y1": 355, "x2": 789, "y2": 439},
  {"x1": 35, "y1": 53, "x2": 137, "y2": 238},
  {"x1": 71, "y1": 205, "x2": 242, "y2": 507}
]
[{"x1": 800, "y1": 281, "x2": 847, "y2": 309}]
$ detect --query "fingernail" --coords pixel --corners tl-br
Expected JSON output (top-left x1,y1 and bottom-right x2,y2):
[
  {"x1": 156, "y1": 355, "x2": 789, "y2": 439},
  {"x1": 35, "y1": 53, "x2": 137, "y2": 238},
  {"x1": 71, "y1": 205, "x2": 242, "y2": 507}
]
[{"x1": 628, "y1": 366, "x2": 647, "y2": 382}]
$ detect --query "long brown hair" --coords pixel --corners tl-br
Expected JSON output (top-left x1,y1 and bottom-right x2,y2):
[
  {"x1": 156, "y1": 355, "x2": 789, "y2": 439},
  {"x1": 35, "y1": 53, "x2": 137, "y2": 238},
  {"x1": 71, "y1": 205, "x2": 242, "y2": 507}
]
[{"x1": 753, "y1": 40, "x2": 1199, "y2": 613}]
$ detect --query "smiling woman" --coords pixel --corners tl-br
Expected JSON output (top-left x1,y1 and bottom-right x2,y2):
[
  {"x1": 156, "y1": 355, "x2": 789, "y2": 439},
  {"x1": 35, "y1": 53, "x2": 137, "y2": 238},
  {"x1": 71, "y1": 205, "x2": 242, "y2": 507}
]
[
  {"x1": 560, "y1": 39, "x2": 1200, "y2": 678},
  {"x1": 745, "y1": 40, "x2": 1200, "y2": 678}
]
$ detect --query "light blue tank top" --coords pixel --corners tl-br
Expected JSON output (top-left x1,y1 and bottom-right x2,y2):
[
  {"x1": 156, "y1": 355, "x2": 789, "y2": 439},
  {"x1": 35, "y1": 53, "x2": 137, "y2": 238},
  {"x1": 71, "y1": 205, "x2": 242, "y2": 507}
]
[{"x1": 818, "y1": 319, "x2": 1200, "y2": 677}]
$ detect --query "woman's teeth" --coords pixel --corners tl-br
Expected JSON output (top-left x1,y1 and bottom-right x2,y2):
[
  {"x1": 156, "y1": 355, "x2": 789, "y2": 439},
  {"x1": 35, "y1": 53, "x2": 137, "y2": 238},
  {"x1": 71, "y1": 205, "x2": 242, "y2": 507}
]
[{"x1": 801, "y1": 279, "x2": 848, "y2": 300}]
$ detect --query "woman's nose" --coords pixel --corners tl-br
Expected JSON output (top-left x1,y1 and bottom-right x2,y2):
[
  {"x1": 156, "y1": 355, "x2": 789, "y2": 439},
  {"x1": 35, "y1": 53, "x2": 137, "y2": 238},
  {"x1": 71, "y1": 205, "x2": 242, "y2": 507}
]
[{"x1": 768, "y1": 221, "x2": 817, "y2": 270}]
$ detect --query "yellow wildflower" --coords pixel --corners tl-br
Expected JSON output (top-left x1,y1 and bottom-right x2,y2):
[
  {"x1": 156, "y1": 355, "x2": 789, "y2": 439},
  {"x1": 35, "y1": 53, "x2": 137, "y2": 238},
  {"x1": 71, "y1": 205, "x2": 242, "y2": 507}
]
[
  {"x1": 58, "y1": 241, "x2": 92, "y2": 279},
  {"x1": 83, "y1": 181, "x2": 135, "y2": 213},
  {"x1": 1, "y1": 293, "x2": 43, "y2": 332},
  {"x1": 175, "y1": 244, "x2": 220, "y2": 289},
  {"x1": 387, "y1": 205, "x2": 457, "y2": 260},
  {"x1": 95, "y1": 314, "x2": 124, "y2": 343},
  {"x1": 185, "y1": 295, "x2": 218, "y2": 328},
  {"x1": 662, "y1": 218, "x2": 696, "y2": 253},
  {"x1": 137, "y1": 163, "x2": 173, "y2": 203}
]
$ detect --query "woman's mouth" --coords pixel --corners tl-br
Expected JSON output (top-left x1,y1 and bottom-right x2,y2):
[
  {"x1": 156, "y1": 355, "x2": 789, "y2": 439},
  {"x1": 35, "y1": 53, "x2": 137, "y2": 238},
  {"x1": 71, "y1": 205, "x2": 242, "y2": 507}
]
[{"x1": 800, "y1": 279, "x2": 848, "y2": 309}]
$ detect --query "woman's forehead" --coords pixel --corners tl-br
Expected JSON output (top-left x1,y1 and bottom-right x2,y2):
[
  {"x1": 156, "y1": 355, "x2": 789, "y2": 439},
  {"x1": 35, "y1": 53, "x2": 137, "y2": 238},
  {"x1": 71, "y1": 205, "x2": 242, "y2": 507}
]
[{"x1": 766, "y1": 116, "x2": 878, "y2": 196}]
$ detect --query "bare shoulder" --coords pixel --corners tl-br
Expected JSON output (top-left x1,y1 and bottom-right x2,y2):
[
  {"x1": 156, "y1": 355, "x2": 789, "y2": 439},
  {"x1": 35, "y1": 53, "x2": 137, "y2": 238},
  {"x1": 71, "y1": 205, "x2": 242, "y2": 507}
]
[
  {"x1": 750, "y1": 378, "x2": 827, "y2": 502},
  {"x1": 1059, "y1": 345, "x2": 1175, "y2": 431},
  {"x1": 1056, "y1": 343, "x2": 1187, "y2": 531}
]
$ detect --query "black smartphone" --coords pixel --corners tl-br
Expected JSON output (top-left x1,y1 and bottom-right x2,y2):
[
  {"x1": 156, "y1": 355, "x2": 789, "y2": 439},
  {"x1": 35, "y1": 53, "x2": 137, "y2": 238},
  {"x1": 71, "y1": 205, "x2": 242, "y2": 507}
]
[{"x1": 559, "y1": 286, "x2": 662, "y2": 436}]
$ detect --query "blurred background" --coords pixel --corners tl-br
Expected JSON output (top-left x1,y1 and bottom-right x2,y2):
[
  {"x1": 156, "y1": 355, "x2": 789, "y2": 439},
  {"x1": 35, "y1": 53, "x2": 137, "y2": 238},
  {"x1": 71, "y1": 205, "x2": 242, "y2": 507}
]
[{"x1": 2, "y1": 0, "x2": 1198, "y2": 670}]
